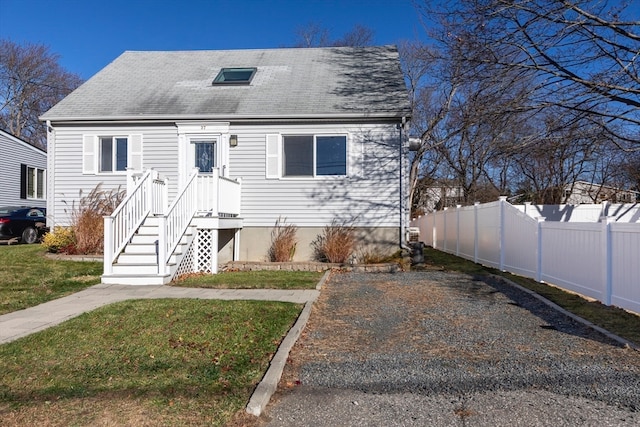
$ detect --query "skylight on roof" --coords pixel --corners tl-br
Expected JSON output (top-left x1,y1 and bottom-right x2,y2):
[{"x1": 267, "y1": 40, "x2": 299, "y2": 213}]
[{"x1": 213, "y1": 67, "x2": 257, "y2": 85}]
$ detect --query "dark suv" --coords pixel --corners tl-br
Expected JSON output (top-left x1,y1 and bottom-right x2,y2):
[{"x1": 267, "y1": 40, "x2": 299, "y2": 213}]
[{"x1": 0, "y1": 207, "x2": 48, "y2": 244}]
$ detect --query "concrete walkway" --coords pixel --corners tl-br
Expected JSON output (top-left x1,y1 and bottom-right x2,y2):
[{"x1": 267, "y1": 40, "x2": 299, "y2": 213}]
[{"x1": 0, "y1": 283, "x2": 320, "y2": 344}]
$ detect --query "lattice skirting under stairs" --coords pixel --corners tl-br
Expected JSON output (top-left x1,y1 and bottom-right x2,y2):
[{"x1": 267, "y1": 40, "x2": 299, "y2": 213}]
[{"x1": 175, "y1": 229, "x2": 215, "y2": 277}]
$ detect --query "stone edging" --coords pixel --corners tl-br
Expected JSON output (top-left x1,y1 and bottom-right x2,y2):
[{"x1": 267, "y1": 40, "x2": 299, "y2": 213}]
[
  {"x1": 225, "y1": 261, "x2": 402, "y2": 273},
  {"x1": 44, "y1": 253, "x2": 103, "y2": 262},
  {"x1": 245, "y1": 269, "x2": 331, "y2": 417}
]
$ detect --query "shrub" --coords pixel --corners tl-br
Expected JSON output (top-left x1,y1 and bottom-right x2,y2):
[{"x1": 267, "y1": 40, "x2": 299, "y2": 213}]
[
  {"x1": 312, "y1": 220, "x2": 356, "y2": 263},
  {"x1": 63, "y1": 184, "x2": 125, "y2": 255},
  {"x1": 42, "y1": 227, "x2": 76, "y2": 254},
  {"x1": 268, "y1": 217, "x2": 298, "y2": 262}
]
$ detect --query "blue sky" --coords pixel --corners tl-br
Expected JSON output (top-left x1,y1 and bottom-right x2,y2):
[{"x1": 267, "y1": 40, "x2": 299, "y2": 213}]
[{"x1": 0, "y1": 0, "x2": 429, "y2": 80}]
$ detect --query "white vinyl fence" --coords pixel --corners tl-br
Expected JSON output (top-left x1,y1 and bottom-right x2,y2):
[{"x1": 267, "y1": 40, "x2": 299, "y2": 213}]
[{"x1": 411, "y1": 198, "x2": 640, "y2": 314}]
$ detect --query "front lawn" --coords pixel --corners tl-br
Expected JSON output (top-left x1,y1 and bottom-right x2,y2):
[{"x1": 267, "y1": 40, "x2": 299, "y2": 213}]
[
  {"x1": 0, "y1": 298, "x2": 301, "y2": 426},
  {"x1": 172, "y1": 270, "x2": 323, "y2": 289},
  {"x1": 0, "y1": 245, "x2": 102, "y2": 315}
]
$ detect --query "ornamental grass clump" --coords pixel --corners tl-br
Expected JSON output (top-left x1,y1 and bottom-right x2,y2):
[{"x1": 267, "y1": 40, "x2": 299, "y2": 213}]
[
  {"x1": 72, "y1": 185, "x2": 125, "y2": 254},
  {"x1": 312, "y1": 220, "x2": 356, "y2": 263},
  {"x1": 268, "y1": 217, "x2": 298, "y2": 262}
]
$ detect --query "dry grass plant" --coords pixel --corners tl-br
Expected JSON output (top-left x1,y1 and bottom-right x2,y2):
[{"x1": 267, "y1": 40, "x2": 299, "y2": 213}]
[
  {"x1": 62, "y1": 184, "x2": 125, "y2": 254},
  {"x1": 312, "y1": 220, "x2": 356, "y2": 263},
  {"x1": 268, "y1": 217, "x2": 298, "y2": 262}
]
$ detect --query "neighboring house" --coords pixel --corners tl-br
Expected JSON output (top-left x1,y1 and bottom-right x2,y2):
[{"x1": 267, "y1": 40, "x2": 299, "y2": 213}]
[
  {"x1": 0, "y1": 129, "x2": 47, "y2": 208},
  {"x1": 41, "y1": 46, "x2": 412, "y2": 284},
  {"x1": 415, "y1": 185, "x2": 465, "y2": 214},
  {"x1": 563, "y1": 181, "x2": 639, "y2": 204}
]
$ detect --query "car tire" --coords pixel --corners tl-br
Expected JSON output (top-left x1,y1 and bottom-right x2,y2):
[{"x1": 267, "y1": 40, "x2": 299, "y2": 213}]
[{"x1": 22, "y1": 227, "x2": 39, "y2": 244}]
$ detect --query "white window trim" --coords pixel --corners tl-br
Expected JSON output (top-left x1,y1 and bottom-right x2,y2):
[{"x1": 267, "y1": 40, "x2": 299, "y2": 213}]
[
  {"x1": 26, "y1": 166, "x2": 46, "y2": 200},
  {"x1": 82, "y1": 134, "x2": 143, "y2": 175},
  {"x1": 271, "y1": 133, "x2": 349, "y2": 180}
]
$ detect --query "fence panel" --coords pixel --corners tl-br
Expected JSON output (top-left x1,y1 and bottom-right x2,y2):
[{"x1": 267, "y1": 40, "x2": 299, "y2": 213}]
[
  {"x1": 475, "y1": 201, "x2": 501, "y2": 268},
  {"x1": 503, "y1": 205, "x2": 538, "y2": 278},
  {"x1": 458, "y1": 206, "x2": 476, "y2": 260},
  {"x1": 410, "y1": 200, "x2": 640, "y2": 314},
  {"x1": 610, "y1": 223, "x2": 640, "y2": 313},
  {"x1": 434, "y1": 211, "x2": 446, "y2": 249},
  {"x1": 444, "y1": 208, "x2": 458, "y2": 253},
  {"x1": 540, "y1": 222, "x2": 604, "y2": 301}
]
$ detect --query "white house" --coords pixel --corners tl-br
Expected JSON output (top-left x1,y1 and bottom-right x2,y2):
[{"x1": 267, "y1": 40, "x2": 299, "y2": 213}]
[
  {"x1": 41, "y1": 46, "x2": 411, "y2": 285},
  {"x1": 563, "y1": 181, "x2": 639, "y2": 204},
  {"x1": 0, "y1": 129, "x2": 47, "y2": 208}
]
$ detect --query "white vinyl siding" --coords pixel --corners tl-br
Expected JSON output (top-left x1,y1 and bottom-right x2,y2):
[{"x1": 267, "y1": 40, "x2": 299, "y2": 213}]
[
  {"x1": 0, "y1": 130, "x2": 47, "y2": 208},
  {"x1": 231, "y1": 123, "x2": 401, "y2": 228},
  {"x1": 50, "y1": 125, "x2": 178, "y2": 226}
]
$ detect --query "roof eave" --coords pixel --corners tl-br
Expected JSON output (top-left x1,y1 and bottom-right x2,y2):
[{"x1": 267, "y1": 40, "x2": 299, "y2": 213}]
[{"x1": 40, "y1": 111, "x2": 411, "y2": 124}]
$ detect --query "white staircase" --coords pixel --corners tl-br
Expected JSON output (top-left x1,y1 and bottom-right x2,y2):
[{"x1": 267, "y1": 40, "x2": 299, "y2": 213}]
[
  {"x1": 101, "y1": 215, "x2": 196, "y2": 285},
  {"x1": 101, "y1": 168, "x2": 242, "y2": 286}
]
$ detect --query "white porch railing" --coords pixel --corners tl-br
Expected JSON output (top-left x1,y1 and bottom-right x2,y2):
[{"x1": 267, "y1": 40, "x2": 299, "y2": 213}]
[
  {"x1": 104, "y1": 169, "x2": 168, "y2": 274},
  {"x1": 104, "y1": 167, "x2": 242, "y2": 278},
  {"x1": 195, "y1": 168, "x2": 242, "y2": 216},
  {"x1": 158, "y1": 169, "x2": 199, "y2": 275}
]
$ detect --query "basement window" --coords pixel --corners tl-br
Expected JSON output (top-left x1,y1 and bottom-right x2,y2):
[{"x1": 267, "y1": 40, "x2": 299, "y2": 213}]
[{"x1": 213, "y1": 67, "x2": 257, "y2": 85}]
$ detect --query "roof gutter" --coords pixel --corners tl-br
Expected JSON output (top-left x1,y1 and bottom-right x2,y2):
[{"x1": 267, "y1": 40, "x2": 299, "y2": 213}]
[{"x1": 39, "y1": 111, "x2": 411, "y2": 124}]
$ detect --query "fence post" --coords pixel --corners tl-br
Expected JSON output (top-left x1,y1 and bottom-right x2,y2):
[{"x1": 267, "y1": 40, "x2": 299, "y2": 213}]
[
  {"x1": 456, "y1": 204, "x2": 461, "y2": 256},
  {"x1": 499, "y1": 196, "x2": 507, "y2": 271},
  {"x1": 432, "y1": 212, "x2": 437, "y2": 249},
  {"x1": 474, "y1": 202, "x2": 479, "y2": 263},
  {"x1": 536, "y1": 217, "x2": 545, "y2": 282},
  {"x1": 601, "y1": 216, "x2": 614, "y2": 306},
  {"x1": 443, "y1": 207, "x2": 448, "y2": 253}
]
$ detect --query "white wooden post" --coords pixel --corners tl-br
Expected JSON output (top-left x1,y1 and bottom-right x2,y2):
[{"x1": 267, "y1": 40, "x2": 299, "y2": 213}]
[
  {"x1": 233, "y1": 228, "x2": 241, "y2": 261},
  {"x1": 157, "y1": 215, "x2": 167, "y2": 275},
  {"x1": 162, "y1": 177, "x2": 169, "y2": 215},
  {"x1": 211, "y1": 230, "x2": 219, "y2": 274},
  {"x1": 104, "y1": 216, "x2": 114, "y2": 275},
  {"x1": 536, "y1": 217, "x2": 545, "y2": 282}
]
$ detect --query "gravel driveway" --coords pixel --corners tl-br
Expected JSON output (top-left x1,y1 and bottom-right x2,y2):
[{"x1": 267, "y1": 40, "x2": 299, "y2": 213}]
[{"x1": 258, "y1": 271, "x2": 640, "y2": 426}]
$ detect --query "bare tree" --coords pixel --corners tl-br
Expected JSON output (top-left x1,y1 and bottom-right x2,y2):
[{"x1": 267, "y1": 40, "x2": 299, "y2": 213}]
[
  {"x1": 293, "y1": 23, "x2": 374, "y2": 48},
  {"x1": 0, "y1": 39, "x2": 82, "y2": 149},
  {"x1": 332, "y1": 24, "x2": 375, "y2": 47},
  {"x1": 420, "y1": 0, "x2": 640, "y2": 149}
]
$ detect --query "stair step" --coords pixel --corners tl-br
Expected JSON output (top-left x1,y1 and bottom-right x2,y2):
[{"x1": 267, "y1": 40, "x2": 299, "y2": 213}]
[{"x1": 101, "y1": 273, "x2": 172, "y2": 286}]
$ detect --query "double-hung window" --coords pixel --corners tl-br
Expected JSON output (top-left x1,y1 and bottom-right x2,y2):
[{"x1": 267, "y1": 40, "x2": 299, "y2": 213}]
[
  {"x1": 100, "y1": 136, "x2": 128, "y2": 172},
  {"x1": 20, "y1": 164, "x2": 45, "y2": 200},
  {"x1": 282, "y1": 135, "x2": 347, "y2": 177},
  {"x1": 82, "y1": 134, "x2": 142, "y2": 174}
]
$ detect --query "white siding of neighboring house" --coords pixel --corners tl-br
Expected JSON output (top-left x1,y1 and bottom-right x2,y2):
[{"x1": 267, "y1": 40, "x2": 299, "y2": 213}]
[
  {"x1": 48, "y1": 122, "x2": 402, "y2": 230},
  {"x1": 0, "y1": 130, "x2": 47, "y2": 208}
]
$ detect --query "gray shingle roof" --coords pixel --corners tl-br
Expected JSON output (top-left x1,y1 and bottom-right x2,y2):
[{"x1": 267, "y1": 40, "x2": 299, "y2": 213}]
[{"x1": 41, "y1": 46, "x2": 411, "y2": 121}]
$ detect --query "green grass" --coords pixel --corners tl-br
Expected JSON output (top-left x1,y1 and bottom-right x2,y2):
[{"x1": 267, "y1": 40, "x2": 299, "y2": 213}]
[
  {"x1": 422, "y1": 247, "x2": 640, "y2": 346},
  {"x1": 0, "y1": 245, "x2": 102, "y2": 315},
  {"x1": 172, "y1": 270, "x2": 324, "y2": 289},
  {"x1": 0, "y1": 298, "x2": 301, "y2": 426}
]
